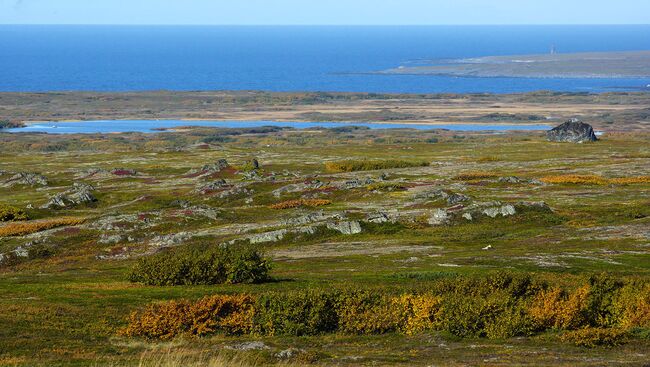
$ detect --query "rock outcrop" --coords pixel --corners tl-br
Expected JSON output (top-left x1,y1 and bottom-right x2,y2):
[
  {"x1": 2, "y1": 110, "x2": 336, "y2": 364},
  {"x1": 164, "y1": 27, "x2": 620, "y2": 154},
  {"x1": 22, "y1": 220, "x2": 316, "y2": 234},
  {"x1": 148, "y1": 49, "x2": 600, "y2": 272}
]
[
  {"x1": 3, "y1": 172, "x2": 48, "y2": 187},
  {"x1": 547, "y1": 119, "x2": 598, "y2": 143},
  {"x1": 41, "y1": 182, "x2": 97, "y2": 209}
]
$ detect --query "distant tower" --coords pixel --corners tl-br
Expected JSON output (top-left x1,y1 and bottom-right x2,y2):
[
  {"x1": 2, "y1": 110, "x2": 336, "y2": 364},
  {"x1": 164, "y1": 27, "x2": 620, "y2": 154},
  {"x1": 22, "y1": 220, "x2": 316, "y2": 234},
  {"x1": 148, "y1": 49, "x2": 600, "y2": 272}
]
[{"x1": 550, "y1": 45, "x2": 557, "y2": 55}]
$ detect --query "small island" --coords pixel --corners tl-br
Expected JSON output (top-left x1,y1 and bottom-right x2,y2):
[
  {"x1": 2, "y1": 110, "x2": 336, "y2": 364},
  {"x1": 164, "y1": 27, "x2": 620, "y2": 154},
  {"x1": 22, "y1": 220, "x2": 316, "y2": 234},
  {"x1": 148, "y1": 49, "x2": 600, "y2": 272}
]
[{"x1": 382, "y1": 50, "x2": 650, "y2": 78}]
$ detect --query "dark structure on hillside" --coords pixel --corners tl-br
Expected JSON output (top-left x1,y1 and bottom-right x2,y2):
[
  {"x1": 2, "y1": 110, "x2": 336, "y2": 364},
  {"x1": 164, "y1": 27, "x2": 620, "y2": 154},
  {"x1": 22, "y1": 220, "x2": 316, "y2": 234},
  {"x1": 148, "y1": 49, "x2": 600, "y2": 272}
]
[{"x1": 547, "y1": 118, "x2": 598, "y2": 143}]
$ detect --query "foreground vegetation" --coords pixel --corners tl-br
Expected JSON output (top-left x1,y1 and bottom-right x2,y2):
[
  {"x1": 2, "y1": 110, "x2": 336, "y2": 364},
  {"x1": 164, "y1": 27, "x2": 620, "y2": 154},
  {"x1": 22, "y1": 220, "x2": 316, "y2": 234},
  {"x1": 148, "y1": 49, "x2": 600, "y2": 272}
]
[{"x1": 1, "y1": 123, "x2": 649, "y2": 366}]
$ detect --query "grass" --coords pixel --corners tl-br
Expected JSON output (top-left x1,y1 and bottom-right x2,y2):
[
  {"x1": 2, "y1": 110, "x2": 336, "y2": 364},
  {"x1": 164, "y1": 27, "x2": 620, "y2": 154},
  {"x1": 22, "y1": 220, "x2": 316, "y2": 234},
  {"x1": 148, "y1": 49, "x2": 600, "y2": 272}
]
[{"x1": 0, "y1": 127, "x2": 649, "y2": 366}]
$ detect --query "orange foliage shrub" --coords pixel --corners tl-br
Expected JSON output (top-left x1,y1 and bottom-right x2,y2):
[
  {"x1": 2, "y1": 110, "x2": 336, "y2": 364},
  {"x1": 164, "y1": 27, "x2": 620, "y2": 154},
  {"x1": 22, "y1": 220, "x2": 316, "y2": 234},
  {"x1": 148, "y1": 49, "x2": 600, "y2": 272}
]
[
  {"x1": 0, "y1": 217, "x2": 85, "y2": 237},
  {"x1": 121, "y1": 294, "x2": 255, "y2": 340},
  {"x1": 269, "y1": 199, "x2": 331, "y2": 209},
  {"x1": 528, "y1": 286, "x2": 590, "y2": 330},
  {"x1": 541, "y1": 175, "x2": 650, "y2": 185}
]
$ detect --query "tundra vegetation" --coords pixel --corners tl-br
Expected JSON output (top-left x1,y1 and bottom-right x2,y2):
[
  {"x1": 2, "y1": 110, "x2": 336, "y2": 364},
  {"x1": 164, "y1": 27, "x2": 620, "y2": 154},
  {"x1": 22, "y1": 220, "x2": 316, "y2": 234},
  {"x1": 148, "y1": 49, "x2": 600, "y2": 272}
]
[{"x1": 0, "y1": 113, "x2": 649, "y2": 366}]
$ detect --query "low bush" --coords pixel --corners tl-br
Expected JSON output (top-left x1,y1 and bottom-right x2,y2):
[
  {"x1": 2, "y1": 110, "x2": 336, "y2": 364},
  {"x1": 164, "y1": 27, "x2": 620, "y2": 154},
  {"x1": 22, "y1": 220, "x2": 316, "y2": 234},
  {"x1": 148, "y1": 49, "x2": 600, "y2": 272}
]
[
  {"x1": 540, "y1": 175, "x2": 650, "y2": 185},
  {"x1": 336, "y1": 291, "x2": 400, "y2": 334},
  {"x1": 560, "y1": 327, "x2": 628, "y2": 348},
  {"x1": 254, "y1": 290, "x2": 339, "y2": 336},
  {"x1": 128, "y1": 245, "x2": 271, "y2": 286},
  {"x1": 324, "y1": 159, "x2": 429, "y2": 173},
  {"x1": 0, "y1": 203, "x2": 28, "y2": 222},
  {"x1": 269, "y1": 199, "x2": 331, "y2": 209},
  {"x1": 453, "y1": 172, "x2": 497, "y2": 181},
  {"x1": 121, "y1": 294, "x2": 255, "y2": 340},
  {"x1": 122, "y1": 274, "x2": 650, "y2": 343},
  {"x1": 528, "y1": 286, "x2": 590, "y2": 330},
  {"x1": 0, "y1": 217, "x2": 85, "y2": 237}
]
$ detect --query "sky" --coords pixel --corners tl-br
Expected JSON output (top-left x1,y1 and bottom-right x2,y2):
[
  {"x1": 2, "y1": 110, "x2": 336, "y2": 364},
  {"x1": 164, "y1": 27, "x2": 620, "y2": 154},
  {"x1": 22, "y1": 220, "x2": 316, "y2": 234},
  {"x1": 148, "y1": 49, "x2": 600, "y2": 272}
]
[{"x1": 1, "y1": 0, "x2": 649, "y2": 25}]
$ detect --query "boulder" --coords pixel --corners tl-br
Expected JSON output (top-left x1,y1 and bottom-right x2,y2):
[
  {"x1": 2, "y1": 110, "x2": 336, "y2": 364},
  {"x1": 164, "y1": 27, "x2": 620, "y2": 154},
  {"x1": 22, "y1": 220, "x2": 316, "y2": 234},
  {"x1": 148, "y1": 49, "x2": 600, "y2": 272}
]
[
  {"x1": 547, "y1": 119, "x2": 598, "y2": 143},
  {"x1": 3, "y1": 172, "x2": 48, "y2": 187},
  {"x1": 41, "y1": 182, "x2": 97, "y2": 209},
  {"x1": 326, "y1": 221, "x2": 362, "y2": 235},
  {"x1": 428, "y1": 209, "x2": 450, "y2": 225}
]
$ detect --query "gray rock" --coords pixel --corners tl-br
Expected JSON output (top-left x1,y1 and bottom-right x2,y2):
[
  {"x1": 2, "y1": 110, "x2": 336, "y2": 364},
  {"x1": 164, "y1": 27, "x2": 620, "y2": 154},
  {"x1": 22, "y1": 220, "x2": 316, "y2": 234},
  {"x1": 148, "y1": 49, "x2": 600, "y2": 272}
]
[
  {"x1": 482, "y1": 204, "x2": 516, "y2": 218},
  {"x1": 367, "y1": 212, "x2": 390, "y2": 223},
  {"x1": 3, "y1": 172, "x2": 48, "y2": 187},
  {"x1": 462, "y1": 213, "x2": 473, "y2": 221},
  {"x1": 273, "y1": 180, "x2": 324, "y2": 197},
  {"x1": 41, "y1": 182, "x2": 97, "y2": 209},
  {"x1": 283, "y1": 211, "x2": 343, "y2": 226},
  {"x1": 547, "y1": 118, "x2": 598, "y2": 143},
  {"x1": 196, "y1": 179, "x2": 227, "y2": 193},
  {"x1": 226, "y1": 341, "x2": 269, "y2": 351},
  {"x1": 327, "y1": 220, "x2": 362, "y2": 235},
  {"x1": 428, "y1": 208, "x2": 450, "y2": 225},
  {"x1": 447, "y1": 193, "x2": 470, "y2": 205}
]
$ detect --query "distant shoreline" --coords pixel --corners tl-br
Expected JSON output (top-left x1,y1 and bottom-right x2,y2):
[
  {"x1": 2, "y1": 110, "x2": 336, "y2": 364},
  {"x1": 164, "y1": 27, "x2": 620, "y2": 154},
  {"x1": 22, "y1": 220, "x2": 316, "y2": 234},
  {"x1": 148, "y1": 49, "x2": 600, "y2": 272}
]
[{"x1": 380, "y1": 51, "x2": 650, "y2": 79}]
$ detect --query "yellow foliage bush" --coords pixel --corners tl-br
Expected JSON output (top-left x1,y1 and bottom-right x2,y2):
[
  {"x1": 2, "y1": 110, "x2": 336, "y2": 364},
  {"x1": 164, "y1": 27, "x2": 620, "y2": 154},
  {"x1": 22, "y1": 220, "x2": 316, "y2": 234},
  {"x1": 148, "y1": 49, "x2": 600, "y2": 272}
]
[
  {"x1": 0, "y1": 217, "x2": 85, "y2": 237},
  {"x1": 392, "y1": 294, "x2": 443, "y2": 335},
  {"x1": 0, "y1": 203, "x2": 28, "y2": 222},
  {"x1": 269, "y1": 199, "x2": 331, "y2": 209},
  {"x1": 560, "y1": 327, "x2": 628, "y2": 348},
  {"x1": 122, "y1": 294, "x2": 255, "y2": 340},
  {"x1": 528, "y1": 286, "x2": 590, "y2": 330},
  {"x1": 612, "y1": 284, "x2": 650, "y2": 329},
  {"x1": 337, "y1": 293, "x2": 401, "y2": 334}
]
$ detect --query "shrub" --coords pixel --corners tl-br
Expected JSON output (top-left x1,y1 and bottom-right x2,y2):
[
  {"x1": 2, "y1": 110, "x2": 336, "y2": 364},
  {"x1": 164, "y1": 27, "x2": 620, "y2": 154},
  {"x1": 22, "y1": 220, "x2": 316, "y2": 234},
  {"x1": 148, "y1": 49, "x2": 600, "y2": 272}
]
[
  {"x1": 254, "y1": 290, "x2": 339, "y2": 336},
  {"x1": 484, "y1": 305, "x2": 535, "y2": 339},
  {"x1": 336, "y1": 291, "x2": 400, "y2": 334},
  {"x1": 324, "y1": 159, "x2": 429, "y2": 173},
  {"x1": 122, "y1": 294, "x2": 255, "y2": 340},
  {"x1": 0, "y1": 203, "x2": 28, "y2": 222},
  {"x1": 540, "y1": 175, "x2": 650, "y2": 185},
  {"x1": 528, "y1": 286, "x2": 590, "y2": 330},
  {"x1": 441, "y1": 294, "x2": 509, "y2": 338},
  {"x1": 128, "y1": 245, "x2": 271, "y2": 286},
  {"x1": 0, "y1": 217, "x2": 85, "y2": 237},
  {"x1": 393, "y1": 294, "x2": 443, "y2": 335},
  {"x1": 586, "y1": 273, "x2": 624, "y2": 327},
  {"x1": 453, "y1": 172, "x2": 496, "y2": 181},
  {"x1": 269, "y1": 199, "x2": 331, "y2": 209},
  {"x1": 560, "y1": 327, "x2": 628, "y2": 348},
  {"x1": 612, "y1": 283, "x2": 650, "y2": 329}
]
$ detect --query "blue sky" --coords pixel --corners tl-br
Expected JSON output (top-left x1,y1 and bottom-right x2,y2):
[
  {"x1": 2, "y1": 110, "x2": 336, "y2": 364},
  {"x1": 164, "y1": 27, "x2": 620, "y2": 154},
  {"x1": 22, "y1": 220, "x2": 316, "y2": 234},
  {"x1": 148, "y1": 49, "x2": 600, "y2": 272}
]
[{"x1": 1, "y1": 0, "x2": 649, "y2": 25}]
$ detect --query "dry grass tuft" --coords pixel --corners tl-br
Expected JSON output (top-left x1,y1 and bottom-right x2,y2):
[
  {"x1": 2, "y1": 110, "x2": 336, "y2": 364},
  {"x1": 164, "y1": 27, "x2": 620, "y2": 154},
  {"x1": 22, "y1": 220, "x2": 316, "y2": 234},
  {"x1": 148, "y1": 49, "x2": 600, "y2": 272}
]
[
  {"x1": 0, "y1": 217, "x2": 85, "y2": 237},
  {"x1": 540, "y1": 175, "x2": 650, "y2": 185},
  {"x1": 269, "y1": 199, "x2": 331, "y2": 210}
]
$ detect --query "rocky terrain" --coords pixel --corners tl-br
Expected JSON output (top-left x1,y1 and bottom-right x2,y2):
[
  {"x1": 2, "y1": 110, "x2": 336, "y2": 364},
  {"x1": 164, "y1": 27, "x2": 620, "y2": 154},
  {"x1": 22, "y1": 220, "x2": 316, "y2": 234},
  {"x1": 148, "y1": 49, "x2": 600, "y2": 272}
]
[{"x1": 0, "y1": 125, "x2": 649, "y2": 366}]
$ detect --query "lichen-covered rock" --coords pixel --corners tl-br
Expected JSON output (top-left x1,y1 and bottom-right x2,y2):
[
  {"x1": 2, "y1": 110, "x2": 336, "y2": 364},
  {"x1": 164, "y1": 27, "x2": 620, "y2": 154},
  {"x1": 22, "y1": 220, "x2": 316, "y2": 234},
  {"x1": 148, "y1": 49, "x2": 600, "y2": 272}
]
[
  {"x1": 482, "y1": 204, "x2": 516, "y2": 218},
  {"x1": 196, "y1": 179, "x2": 227, "y2": 193},
  {"x1": 326, "y1": 220, "x2": 362, "y2": 235},
  {"x1": 447, "y1": 193, "x2": 470, "y2": 205},
  {"x1": 41, "y1": 182, "x2": 97, "y2": 209},
  {"x1": 367, "y1": 212, "x2": 390, "y2": 223},
  {"x1": 547, "y1": 119, "x2": 598, "y2": 143},
  {"x1": 3, "y1": 172, "x2": 49, "y2": 187},
  {"x1": 428, "y1": 208, "x2": 450, "y2": 225}
]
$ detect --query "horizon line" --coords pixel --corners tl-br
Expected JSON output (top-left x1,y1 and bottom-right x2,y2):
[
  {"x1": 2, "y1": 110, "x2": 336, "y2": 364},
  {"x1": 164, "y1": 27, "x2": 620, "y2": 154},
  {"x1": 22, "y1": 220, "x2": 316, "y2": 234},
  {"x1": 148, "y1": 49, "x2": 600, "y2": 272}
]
[{"x1": 2, "y1": 23, "x2": 650, "y2": 27}]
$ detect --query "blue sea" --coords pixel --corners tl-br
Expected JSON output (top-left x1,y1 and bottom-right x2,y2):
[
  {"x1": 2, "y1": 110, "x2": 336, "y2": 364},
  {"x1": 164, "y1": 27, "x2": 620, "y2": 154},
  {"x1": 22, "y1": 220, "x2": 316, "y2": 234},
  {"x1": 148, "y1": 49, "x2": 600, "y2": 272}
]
[{"x1": 1, "y1": 25, "x2": 650, "y2": 93}]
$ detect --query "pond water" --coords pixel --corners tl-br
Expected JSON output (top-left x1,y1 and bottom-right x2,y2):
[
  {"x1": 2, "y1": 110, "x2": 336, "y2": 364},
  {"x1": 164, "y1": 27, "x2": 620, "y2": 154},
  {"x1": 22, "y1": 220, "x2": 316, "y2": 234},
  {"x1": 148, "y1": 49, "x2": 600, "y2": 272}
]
[{"x1": 6, "y1": 120, "x2": 552, "y2": 134}]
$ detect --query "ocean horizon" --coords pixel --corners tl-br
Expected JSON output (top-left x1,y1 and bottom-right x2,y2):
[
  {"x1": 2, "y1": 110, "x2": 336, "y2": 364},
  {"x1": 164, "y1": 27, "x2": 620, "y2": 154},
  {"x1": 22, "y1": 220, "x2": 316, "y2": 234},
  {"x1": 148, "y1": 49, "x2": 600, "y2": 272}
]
[{"x1": 1, "y1": 24, "x2": 650, "y2": 93}]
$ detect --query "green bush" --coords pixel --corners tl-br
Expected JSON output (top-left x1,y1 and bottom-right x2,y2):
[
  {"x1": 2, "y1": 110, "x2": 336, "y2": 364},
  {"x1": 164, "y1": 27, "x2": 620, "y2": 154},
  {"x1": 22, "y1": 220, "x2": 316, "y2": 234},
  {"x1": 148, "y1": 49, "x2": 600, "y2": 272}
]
[
  {"x1": 325, "y1": 159, "x2": 429, "y2": 172},
  {"x1": 254, "y1": 290, "x2": 339, "y2": 336},
  {"x1": 128, "y1": 244, "x2": 271, "y2": 286},
  {"x1": 336, "y1": 291, "x2": 400, "y2": 334},
  {"x1": 0, "y1": 203, "x2": 28, "y2": 222}
]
